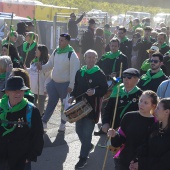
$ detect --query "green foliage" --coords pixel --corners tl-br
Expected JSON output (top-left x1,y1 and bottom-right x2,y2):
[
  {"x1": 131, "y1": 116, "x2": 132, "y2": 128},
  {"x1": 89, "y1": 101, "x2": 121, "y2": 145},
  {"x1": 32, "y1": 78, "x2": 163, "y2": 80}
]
[{"x1": 39, "y1": 0, "x2": 170, "y2": 15}]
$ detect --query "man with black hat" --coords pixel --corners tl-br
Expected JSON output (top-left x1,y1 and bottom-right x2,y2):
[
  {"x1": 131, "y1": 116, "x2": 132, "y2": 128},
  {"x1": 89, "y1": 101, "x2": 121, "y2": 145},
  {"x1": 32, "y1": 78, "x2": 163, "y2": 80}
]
[
  {"x1": 68, "y1": 12, "x2": 85, "y2": 53},
  {"x1": 25, "y1": 21, "x2": 34, "y2": 32},
  {"x1": 38, "y1": 33, "x2": 80, "y2": 132},
  {"x1": 101, "y1": 68, "x2": 142, "y2": 133},
  {"x1": 81, "y1": 19, "x2": 96, "y2": 65},
  {"x1": 0, "y1": 76, "x2": 44, "y2": 170},
  {"x1": 68, "y1": 12, "x2": 85, "y2": 39}
]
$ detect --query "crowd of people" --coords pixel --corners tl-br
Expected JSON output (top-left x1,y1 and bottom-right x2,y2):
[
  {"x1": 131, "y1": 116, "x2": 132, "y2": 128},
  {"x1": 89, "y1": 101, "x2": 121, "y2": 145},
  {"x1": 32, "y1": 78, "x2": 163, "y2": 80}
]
[{"x1": 0, "y1": 11, "x2": 170, "y2": 170}]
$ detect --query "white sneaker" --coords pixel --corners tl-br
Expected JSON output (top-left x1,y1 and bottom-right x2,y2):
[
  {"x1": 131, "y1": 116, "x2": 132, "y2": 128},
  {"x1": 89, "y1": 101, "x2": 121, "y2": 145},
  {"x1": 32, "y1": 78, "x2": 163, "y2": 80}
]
[
  {"x1": 42, "y1": 122, "x2": 47, "y2": 129},
  {"x1": 58, "y1": 123, "x2": 65, "y2": 132}
]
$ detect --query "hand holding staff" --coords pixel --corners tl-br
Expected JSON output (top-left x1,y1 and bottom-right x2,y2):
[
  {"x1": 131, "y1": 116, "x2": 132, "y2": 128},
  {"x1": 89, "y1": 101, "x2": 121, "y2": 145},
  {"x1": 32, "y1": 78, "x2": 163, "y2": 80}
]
[{"x1": 102, "y1": 62, "x2": 123, "y2": 170}]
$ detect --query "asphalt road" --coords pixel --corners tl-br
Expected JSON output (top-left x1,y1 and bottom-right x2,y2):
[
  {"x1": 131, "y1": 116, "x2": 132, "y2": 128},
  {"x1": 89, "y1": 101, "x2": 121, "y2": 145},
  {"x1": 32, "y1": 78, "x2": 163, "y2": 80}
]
[{"x1": 32, "y1": 101, "x2": 115, "y2": 170}]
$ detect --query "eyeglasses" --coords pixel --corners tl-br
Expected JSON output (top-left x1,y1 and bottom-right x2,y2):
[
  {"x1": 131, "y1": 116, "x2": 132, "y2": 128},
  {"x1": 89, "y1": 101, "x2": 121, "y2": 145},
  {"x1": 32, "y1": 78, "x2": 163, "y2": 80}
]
[
  {"x1": 122, "y1": 74, "x2": 133, "y2": 79},
  {"x1": 149, "y1": 59, "x2": 160, "y2": 64}
]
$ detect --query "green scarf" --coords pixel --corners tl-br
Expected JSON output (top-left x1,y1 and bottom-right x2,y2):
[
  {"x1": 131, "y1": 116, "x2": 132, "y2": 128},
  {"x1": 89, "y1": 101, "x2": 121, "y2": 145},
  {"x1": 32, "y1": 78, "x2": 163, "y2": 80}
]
[
  {"x1": 80, "y1": 65, "x2": 100, "y2": 77},
  {"x1": 56, "y1": 45, "x2": 74, "y2": 54},
  {"x1": 0, "y1": 94, "x2": 28, "y2": 136},
  {"x1": 133, "y1": 24, "x2": 142, "y2": 31},
  {"x1": 141, "y1": 69, "x2": 165, "y2": 86},
  {"x1": 121, "y1": 36, "x2": 128, "y2": 43},
  {"x1": 101, "y1": 50, "x2": 121, "y2": 72},
  {"x1": 2, "y1": 39, "x2": 14, "y2": 46},
  {"x1": 161, "y1": 42, "x2": 168, "y2": 49},
  {"x1": 110, "y1": 84, "x2": 140, "y2": 118},
  {"x1": 0, "y1": 73, "x2": 6, "y2": 79},
  {"x1": 110, "y1": 83, "x2": 140, "y2": 98},
  {"x1": 31, "y1": 57, "x2": 39, "y2": 63},
  {"x1": 141, "y1": 59, "x2": 150, "y2": 71},
  {"x1": 23, "y1": 42, "x2": 37, "y2": 53},
  {"x1": 104, "y1": 30, "x2": 112, "y2": 36}
]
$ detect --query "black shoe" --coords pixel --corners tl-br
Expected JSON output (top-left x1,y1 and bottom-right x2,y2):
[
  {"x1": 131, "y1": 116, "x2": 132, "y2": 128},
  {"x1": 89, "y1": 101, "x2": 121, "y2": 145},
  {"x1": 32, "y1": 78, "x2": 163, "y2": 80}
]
[
  {"x1": 94, "y1": 128, "x2": 106, "y2": 136},
  {"x1": 75, "y1": 157, "x2": 87, "y2": 169}
]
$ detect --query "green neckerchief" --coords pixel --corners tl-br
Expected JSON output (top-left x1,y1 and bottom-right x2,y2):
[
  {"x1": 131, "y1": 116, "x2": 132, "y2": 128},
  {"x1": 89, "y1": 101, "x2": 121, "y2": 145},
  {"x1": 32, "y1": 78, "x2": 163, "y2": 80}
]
[
  {"x1": 0, "y1": 73, "x2": 6, "y2": 79},
  {"x1": 23, "y1": 42, "x2": 37, "y2": 53},
  {"x1": 24, "y1": 89, "x2": 34, "y2": 97},
  {"x1": 0, "y1": 94, "x2": 28, "y2": 136},
  {"x1": 161, "y1": 42, "x2": 168, "y2": 49},
  {"x1": 110, "y1": 84, "x2": 140, "y2": 118},
  {"x1": 141, "y1": 69, "x2": 165, "y2": 86},
  {"x1": 56, "y1": 45, "x2": 74, "y2": 54},
  {"x1": 104, "y1": 30, "x2": 112, "y2": 36},
  {"x1": 110, "y1": 83, "x2": 140, "y2": 98},
  {"x1": 101, "y1": 51, "x2": 121, "y2": 61},
  {"x1": 101, "y1": 50, "x2": 121, "y2": 72},
  {"x1": 121, "y1": 36, "x2": 128, "y2": 43},
  {"x1": 31, "y1": 57, "x2": 39, "y2": 63},
  {"x1": 80, "y1": 65, "x2": 100, "y2": 77},
  {"x1": 133, "y1": 24, "x2": 142, "y2": 31},
  {"x1": 2, "y1": 39, "x2": 14, "y2": 46},
  {"x1": 141, "y1": 59, "x2": 150, "y2": 71}
]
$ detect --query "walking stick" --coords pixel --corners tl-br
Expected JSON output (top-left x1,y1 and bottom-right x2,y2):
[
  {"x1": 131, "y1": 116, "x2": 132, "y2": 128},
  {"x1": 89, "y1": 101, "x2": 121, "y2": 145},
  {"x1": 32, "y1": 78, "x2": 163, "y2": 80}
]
[
  {"x1": 7, "y1": 12, "x2": 13, "y2": 56},
  {"x1": 102, "y1": 62, "x2": 123, "y2": 170}
]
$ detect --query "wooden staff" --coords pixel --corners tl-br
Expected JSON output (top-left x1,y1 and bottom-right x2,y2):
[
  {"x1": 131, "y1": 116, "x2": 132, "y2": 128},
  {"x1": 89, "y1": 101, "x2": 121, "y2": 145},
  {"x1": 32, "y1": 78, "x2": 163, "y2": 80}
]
[
  {"x1": 102, "y1": 62, "x2": 123, "y2": 170},
  {"x1": 7, "y1": 12, "x2": 13, "y2": 56},
  {"x1": 34, "y1": 18, "x2": 40, "y2": 109}
]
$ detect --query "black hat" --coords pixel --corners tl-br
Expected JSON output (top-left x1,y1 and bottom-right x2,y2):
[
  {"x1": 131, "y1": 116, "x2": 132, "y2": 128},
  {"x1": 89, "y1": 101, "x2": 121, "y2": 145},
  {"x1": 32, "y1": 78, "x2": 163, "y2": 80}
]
[
  {"x1": 60, "y1": 33, "x2": 71, "y2": 41},
  {"x1": 123, "y1": 68, "x2": 140, "y2": 78},
  {"x1": 88, "y1": 19, "x2": 95, "y2": 24},
  {"x1": 104, "y1": 24, "x2": 110, "y2": 29},
  {"x1": 1, "y1": 76, "x2": 29, "y2": 92},
  {"x1": 25, "y1": 21, "x2": 34, "y2": 26},
  {"x1": 17, "y1": 22, "x2": 28, "y2": 28}
]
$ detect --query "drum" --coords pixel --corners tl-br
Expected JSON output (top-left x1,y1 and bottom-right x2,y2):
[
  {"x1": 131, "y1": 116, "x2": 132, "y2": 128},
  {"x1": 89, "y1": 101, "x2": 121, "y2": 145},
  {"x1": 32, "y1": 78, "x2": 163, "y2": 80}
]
[{"x1": 64, "y1": 98, "x2": 93, "y2": 123}]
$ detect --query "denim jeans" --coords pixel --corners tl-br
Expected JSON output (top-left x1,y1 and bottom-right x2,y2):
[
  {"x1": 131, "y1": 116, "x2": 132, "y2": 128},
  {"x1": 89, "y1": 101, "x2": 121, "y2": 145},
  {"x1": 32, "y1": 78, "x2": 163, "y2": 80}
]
[
  {"x1": 42, "y1": 80, "x2": 69, "y2": 124},
  {"x1": 76, "y1": 117, "x2": 95, "y2": 158}
]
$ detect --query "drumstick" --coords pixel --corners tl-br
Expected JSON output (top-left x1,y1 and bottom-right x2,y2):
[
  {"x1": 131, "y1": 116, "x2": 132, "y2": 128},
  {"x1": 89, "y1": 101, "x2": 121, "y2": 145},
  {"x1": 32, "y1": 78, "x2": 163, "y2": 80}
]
[
  {"x1": 102, "y1": 62, "x2": 123, "y2": 170},
  {"x1": 74, "y1": 85, "x2": 99, "y2": 99}
]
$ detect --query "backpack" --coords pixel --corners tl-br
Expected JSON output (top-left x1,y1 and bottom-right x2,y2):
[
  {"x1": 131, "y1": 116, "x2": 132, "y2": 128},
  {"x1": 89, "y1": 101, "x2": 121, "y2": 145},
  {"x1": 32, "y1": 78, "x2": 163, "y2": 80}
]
[
  {"x1": 0, "y1": 102, "x2": 34, "y2": 128},
  {"x1": 54, "y1": 50, "x2": 73, "y2": 60}
]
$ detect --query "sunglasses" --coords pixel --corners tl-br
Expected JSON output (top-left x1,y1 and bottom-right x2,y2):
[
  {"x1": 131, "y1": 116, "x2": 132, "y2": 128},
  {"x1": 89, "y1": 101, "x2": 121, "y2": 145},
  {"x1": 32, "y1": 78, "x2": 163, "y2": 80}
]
[
  {"x1": 122, "y1": 75, "x2": 133, "y2": 79},
  {"x1": 149, "y1": 59, "x2": 160, "y2": 64}
]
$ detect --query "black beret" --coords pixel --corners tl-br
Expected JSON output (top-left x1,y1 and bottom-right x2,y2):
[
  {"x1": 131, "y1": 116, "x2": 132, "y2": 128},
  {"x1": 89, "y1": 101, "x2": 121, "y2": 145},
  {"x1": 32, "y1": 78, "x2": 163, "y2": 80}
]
[{"x1": 123, "y1": 68, "x2": 140, "y2": 78}]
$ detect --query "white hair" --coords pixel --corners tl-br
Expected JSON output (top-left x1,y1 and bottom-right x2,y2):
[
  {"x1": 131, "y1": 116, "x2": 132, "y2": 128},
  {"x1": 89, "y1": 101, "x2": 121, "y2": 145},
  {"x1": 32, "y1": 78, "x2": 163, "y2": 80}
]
[
  {"x1": 84, "y1": 49, "x2": 98, "y2": 59},
  {"x1": 0, "y1": 55, "x2": 12, "y2": 71}
]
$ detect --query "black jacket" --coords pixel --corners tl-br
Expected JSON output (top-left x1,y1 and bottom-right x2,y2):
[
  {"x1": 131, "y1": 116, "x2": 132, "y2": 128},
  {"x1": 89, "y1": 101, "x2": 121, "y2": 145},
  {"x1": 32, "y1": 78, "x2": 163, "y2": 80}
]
[
  {"x1": 0, "y1": 103, "x2": 44, "y2": 169},
  {"x1": 68, "y1": 14, "x2": 84, "y2": 38},
  {"x1": 97, "y1": 52, "x2": 128, "y2": 77},
  {"x1": 138, "y1": 71, "x2": 168, "y2": 92},
  {"x1": 71, "y1": 69, "x2": 108, "y2": 123},
  {"x1": 81, "y1": 27, "x2": 95, "y2": 54}
]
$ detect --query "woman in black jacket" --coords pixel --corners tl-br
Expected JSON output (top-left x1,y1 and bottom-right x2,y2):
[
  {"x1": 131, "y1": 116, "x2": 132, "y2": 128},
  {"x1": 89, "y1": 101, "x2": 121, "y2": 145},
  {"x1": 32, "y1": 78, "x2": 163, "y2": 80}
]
[{"x1": 130, "y1": 98, "x2": 170, "y2": 170}]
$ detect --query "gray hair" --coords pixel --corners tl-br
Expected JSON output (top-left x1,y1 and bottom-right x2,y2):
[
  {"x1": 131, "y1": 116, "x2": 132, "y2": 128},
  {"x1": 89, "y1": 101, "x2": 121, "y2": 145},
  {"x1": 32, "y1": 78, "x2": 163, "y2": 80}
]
[
  {"x1": 0, "y1": 55, "x2": 12, "y2": 71},
  {"x1": 84, "y1": 49, "x2": 98, "y2": 59}
]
